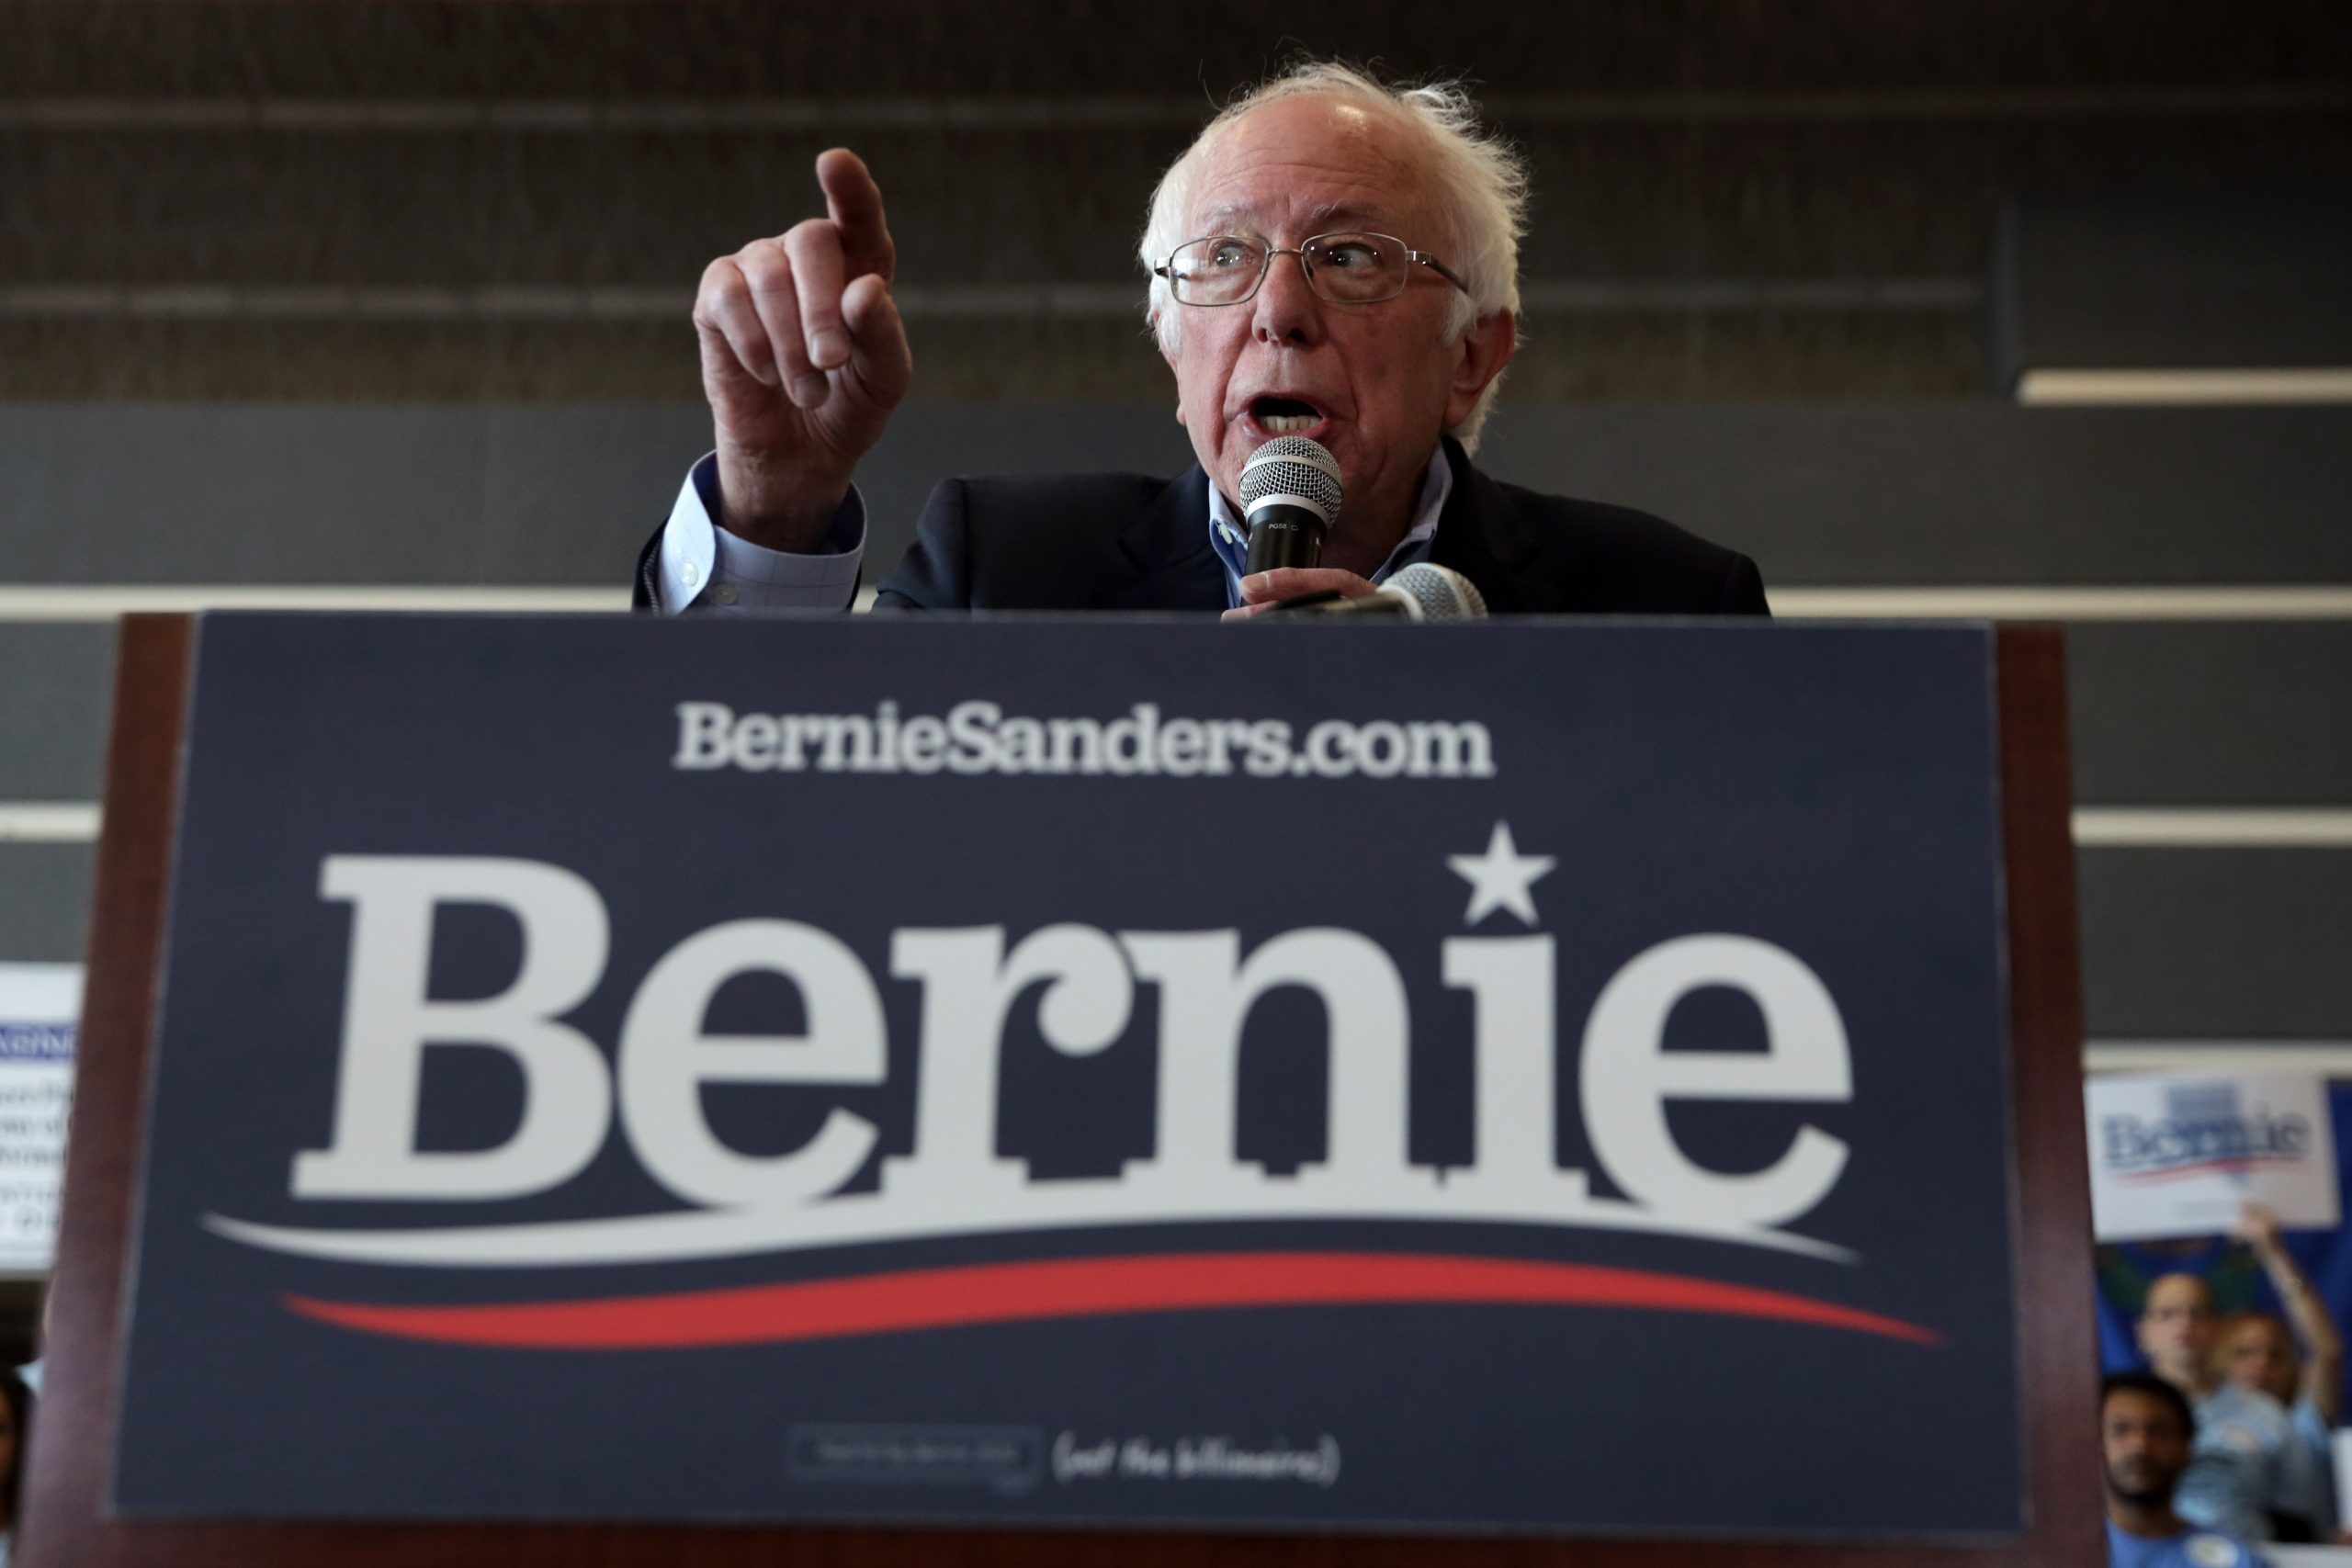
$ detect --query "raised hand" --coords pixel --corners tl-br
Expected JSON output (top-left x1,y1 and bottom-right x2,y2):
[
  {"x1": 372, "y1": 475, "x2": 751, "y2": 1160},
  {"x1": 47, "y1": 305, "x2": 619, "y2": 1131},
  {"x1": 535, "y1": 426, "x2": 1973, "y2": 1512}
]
[
  {"x1": 693, "y1": 149, "x2": 913, "y2": 550},
  {"x1": 2233, "y1": 1202, "x2": 2286, "y2": 1255}
]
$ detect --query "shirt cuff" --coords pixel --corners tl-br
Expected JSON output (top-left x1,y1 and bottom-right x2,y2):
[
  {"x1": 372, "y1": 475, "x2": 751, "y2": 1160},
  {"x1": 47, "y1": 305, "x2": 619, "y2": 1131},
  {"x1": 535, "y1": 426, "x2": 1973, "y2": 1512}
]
[{"x1": 656, "y1": 452, "x2": 866, "y2": 613}]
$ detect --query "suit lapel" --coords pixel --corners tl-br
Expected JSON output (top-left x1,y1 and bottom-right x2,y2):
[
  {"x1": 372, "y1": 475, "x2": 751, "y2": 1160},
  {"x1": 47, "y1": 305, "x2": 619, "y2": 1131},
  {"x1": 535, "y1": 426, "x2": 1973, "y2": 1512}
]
[
  {"x1": 1098, "y1": 464, "x2": 1227, "y2": 612},
  {"x1": 1429, "y1": 437, "x2": 1553, "y2": 615}
]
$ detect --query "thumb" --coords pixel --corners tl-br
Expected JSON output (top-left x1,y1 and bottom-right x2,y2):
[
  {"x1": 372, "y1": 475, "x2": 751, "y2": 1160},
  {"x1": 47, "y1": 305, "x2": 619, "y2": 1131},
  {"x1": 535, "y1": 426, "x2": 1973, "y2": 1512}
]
[{"x1": 841, "y1": 273, "x2": 911, "y2": 409}]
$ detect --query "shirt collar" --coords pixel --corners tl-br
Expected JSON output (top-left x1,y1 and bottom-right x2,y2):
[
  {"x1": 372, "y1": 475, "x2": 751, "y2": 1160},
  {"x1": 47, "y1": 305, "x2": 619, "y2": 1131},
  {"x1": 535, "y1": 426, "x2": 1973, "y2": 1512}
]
[{"x1": 1207, "y1": 445, "x2": 1453, "y2": 604}]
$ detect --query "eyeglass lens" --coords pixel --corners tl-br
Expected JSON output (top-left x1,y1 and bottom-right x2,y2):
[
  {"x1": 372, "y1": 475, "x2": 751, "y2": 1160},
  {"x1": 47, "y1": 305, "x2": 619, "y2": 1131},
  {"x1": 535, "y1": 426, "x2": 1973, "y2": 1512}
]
[{"x1": 1168, "y1": 234, "x2": 1407, "y2": 305}]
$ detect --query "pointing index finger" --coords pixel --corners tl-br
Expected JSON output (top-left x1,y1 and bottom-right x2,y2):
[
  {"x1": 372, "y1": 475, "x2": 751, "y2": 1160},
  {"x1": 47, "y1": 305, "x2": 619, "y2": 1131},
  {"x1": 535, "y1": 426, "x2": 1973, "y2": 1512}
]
[{"x1": 816, "y1": 148, "x2": 894, "y2": 283}]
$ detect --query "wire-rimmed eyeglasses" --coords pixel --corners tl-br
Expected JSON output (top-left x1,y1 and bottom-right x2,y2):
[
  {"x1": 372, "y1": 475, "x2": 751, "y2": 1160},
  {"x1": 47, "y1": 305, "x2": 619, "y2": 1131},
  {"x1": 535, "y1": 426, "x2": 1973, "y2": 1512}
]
[{"x1": 1153, "y1": 231, "x2": 1469, "y2": 307}]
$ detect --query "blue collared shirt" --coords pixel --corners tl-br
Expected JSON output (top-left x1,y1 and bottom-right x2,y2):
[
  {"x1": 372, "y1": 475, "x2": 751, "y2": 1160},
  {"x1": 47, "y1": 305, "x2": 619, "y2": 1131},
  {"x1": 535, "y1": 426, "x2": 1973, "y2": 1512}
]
[{"x1": 1206, "y1": 446, "x2": 1453, "y2": 607}]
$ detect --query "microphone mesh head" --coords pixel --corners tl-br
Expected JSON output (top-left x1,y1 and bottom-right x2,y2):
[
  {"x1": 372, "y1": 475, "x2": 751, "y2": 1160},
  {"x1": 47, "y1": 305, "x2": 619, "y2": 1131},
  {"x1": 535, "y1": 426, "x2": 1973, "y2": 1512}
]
[
  {"x1": 1239, "y1": 436, "x2": 1343, "y2": 525},
  {"x1": 1385, "y1": 562, "x2": 1488, "y2": 622}
]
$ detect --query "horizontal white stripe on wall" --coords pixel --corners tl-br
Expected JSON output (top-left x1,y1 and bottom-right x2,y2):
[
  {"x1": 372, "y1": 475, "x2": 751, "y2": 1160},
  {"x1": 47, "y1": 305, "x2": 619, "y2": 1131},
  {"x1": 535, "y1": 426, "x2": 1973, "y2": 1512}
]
[
  {"x1": 8, "y1": 805, "x2": 2348, "y2": 849},
  {"x1": 1769, "y1": 586, "x2": 2352, "y2": 620},
  {"x1": 0, "y1": 586, "x2": 629, "y2": 622},
  {"x1": 0, "y1": 805, "x2": 100, "y2": 843},
  {"x1": 4, "y1": 584, "x2": 2349, "y2": 624},
  {"x1": 2087, "y1": 1042, "x2": 2352, "y2": 1075},
  {"x1": 2073, "y1": 809, "x2": 2352, "y2": 848},
  {"x1": 2018, "y1": 368, "x2": 2352, "y2": 406}
]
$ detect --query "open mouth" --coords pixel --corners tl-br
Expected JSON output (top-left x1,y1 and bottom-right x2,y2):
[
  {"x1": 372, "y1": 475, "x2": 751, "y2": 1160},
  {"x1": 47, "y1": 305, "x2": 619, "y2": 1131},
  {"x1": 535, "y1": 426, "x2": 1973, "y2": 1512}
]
[{"x1": 1250, "y1": 395, "x2": 1324, "y2": 436}]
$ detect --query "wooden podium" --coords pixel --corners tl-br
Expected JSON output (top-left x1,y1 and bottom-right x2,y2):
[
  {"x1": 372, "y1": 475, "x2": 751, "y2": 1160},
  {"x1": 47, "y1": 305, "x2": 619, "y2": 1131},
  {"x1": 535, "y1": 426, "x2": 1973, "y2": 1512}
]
[{"x1": 21, "y1": 615, "x2": 2100, "y2": 1566}]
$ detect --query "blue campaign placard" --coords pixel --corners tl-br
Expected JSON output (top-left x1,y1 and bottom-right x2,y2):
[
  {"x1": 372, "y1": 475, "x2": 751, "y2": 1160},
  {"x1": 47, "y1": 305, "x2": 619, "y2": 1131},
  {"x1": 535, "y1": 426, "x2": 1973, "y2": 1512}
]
[{"x1": 114, "y1": 612, "x2": 2020, "y2": 1537}]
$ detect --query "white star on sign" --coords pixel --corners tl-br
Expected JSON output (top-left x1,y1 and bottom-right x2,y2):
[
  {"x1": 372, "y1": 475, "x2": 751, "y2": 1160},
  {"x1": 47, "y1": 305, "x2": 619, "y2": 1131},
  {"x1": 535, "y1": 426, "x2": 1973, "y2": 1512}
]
[{"x1": 1448, "y1": 820, "x2": 1556, "y2": 927}]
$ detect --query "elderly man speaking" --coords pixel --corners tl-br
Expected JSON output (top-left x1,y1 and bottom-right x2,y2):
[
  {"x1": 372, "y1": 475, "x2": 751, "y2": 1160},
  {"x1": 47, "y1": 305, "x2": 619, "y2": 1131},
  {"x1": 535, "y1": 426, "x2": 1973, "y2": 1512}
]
[{"x1": 640, "y1": 61, "x2": 1767, "y2": 619}]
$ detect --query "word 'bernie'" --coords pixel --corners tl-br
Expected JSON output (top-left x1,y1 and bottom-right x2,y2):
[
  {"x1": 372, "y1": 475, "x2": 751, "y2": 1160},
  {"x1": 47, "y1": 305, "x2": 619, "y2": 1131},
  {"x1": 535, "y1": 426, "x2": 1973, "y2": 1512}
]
[{"x1": 248, "y1": 856, "x2": 1858, "y2": 1266}]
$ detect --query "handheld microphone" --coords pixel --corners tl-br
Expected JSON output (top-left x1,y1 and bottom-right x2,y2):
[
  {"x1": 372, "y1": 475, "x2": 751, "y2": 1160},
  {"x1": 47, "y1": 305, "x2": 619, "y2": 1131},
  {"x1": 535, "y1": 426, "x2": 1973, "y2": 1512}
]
[
  {"x1": 1258, "y1": 562, "x2": 1488, "y2": 623},
  {"x1": 1239, "y1": 436, "x2": 1342, "y2": 575}
]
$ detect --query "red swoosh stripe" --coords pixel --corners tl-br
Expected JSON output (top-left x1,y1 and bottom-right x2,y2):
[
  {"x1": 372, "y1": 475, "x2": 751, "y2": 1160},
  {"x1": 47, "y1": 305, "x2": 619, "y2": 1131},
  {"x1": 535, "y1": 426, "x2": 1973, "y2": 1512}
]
[{"x1": 285, "y1": 1250, "x2": 1941, "y2": 1348}]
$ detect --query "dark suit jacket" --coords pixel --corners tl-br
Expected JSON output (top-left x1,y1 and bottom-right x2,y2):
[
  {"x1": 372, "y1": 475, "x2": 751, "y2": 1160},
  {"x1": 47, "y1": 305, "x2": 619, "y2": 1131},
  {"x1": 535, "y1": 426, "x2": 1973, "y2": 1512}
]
[{"x1": 639, "y1": 437, "x2": 1768, "y2": 616}]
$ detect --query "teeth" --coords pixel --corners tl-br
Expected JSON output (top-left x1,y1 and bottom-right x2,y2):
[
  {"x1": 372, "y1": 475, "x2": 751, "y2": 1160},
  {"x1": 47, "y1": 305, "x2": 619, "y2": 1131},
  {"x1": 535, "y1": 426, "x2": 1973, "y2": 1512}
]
[{"x1": 1263, "y1": 413, "x2": 1317, "y2": 434}]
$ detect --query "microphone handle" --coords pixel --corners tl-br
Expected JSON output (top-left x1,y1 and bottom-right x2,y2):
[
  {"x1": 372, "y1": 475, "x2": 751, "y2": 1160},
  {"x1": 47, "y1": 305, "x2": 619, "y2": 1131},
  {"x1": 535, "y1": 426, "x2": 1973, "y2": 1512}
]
[{"x1": 1243, "y1": 503, "x2": 1328, "y2": 575}]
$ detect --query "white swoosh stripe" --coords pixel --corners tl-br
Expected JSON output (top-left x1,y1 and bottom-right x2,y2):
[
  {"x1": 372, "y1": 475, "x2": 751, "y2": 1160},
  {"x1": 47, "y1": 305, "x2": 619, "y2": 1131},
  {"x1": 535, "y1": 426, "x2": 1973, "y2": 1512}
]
[{"x1": 205, "y1": 1185, "x2": 1850, "y2": 1270}]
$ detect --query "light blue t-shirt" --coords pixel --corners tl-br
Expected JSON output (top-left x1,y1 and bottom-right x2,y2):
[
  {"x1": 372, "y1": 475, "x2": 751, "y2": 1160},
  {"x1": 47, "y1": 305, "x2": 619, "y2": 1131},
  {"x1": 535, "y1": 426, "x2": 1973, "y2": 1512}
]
[
  {"x1": 2179, "y1": 1382, "x2": 2297, "y2": 1540},
  {"x1": 2277, "y1": 1391, "x2": 2339, "y2": 1539},
  {"x1": 2107, "y1": 1517, "x2": 2272, "y2": 1567}
]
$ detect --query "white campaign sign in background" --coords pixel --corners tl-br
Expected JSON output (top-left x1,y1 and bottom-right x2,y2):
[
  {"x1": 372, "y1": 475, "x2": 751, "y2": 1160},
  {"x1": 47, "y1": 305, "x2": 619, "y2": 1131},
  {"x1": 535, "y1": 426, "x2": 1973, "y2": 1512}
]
[
  {"x1": 2086, "y1": 1070, "x2": 2340, "y2": 1242},
  {"x1": 0, "y1": 963, "x2": 79, "y2": 1275}
]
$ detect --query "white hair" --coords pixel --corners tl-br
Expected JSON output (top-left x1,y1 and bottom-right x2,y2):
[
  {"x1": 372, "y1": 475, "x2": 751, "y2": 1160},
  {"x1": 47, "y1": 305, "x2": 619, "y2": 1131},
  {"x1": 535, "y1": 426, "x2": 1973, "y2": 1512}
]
[{"x1": 1138, "y1": 60, "x2": 1528, "y2": 452}]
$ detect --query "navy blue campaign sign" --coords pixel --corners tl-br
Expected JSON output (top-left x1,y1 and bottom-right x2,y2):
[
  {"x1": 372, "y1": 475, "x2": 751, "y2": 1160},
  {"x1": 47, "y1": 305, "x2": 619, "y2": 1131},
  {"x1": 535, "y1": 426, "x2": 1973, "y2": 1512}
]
[{"x1": 116, "y1": 612, "x2": 2021, "y2": 1538}]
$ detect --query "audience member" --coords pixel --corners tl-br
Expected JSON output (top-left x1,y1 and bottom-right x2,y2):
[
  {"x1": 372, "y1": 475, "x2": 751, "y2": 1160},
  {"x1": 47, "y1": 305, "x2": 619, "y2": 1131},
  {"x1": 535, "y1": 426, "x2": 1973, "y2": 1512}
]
[
  {"x1": 2215, "y1": 1204, "x2": 2345, "y2": 1540},
  {"x1": 2138, "y1": 1271, "x2": 2298, "y2": 1540},
  {"x1": 2103, "y1": 1371, "x2": 2273, "y2": 1567}
]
